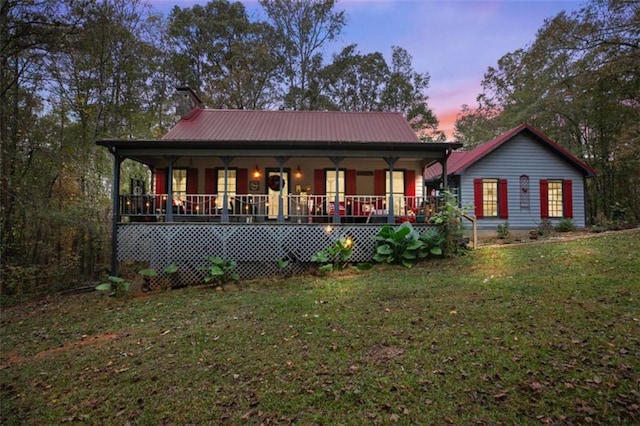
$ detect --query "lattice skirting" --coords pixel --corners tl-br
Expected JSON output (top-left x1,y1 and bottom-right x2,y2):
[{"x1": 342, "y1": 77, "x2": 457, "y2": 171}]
[{"x1": 117, "y1": 223, "x2": 435, "y2": 284}]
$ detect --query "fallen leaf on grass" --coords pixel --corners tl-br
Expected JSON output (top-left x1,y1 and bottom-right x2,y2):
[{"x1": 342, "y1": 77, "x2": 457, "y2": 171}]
[{"x1": 528, "y1": 381, "x2": 545, "y2": 392}]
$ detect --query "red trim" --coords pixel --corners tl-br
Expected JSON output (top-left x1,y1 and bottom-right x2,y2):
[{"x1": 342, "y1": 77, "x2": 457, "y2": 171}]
[
  {"x1": 155, "y1": 168, "x2": 167, "y2": 211},
  {"x1": 314, "y1": 169, "x2": 325, "y2": 195},
  {"x1": 237, "y1": 168, "x2": 248, "y2": 194},
  {"x1": 374, "y1": 170, "x2": 385, "y2": 195},
  {"x1": 424, "y1": 123, "x2": 598, "y2": 181},
  {"x1": 540, "y1": 180, "x2": 549, "y2": 218},
  {"x1": 498, "y1": 178, "x2": 508, "y2": 219},
  {"x1": 473, "y1": 178, "x2": 483, "y2": 218},
  {"x1": 405, "y1": 170, "x2": 416, "y2": 208},
  {"x1": 155, "y1": 168, "x2": 167, "y2": 194},
  {"x1": 563, "y1": 180, "x2": 573, "y2": 218},
  {"x1": 205, "y1": 168, "x2": 216, "y2": 194},
  {"x1": 187, "y1": 168, "x2": 198, "y2": 194},
  {"x1": 374, "y1": 170, "x2": 385, "y2": 209},
  {"x1": 346, "y1": 169, "x2": 356, "y2": 195},
  {"x1": 203, "y1": 168, "x2": 217, "y2": 213}
]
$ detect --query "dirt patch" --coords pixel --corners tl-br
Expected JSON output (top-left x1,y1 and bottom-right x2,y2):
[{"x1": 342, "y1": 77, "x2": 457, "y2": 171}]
[
  {"x1": 0, "y1": 332, "x2": 118, "y2": 370},
  {"x1": 364, "y1": 344, "x2": 405, "y2": 364}
]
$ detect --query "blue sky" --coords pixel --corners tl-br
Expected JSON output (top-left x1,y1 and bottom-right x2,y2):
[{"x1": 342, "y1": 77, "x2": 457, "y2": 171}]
[{"x1": 149, "y1": 0, "x2": 586, "y2": 139}]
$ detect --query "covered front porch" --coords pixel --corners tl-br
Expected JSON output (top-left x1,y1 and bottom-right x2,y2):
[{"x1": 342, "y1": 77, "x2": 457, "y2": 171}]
[{"x1": 97, "y1": 104, "x2": 462, "y2": 280}]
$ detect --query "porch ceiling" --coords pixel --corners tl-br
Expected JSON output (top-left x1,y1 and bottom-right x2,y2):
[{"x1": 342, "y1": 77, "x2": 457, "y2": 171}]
[{"x1": 96, "y1": 139, "x2": 462, "y2": 166}]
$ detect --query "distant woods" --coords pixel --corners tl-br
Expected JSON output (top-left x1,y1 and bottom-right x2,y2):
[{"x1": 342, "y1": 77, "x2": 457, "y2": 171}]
[{"x1": 1, "y1": 0, "x2": 637, "y2": 299}]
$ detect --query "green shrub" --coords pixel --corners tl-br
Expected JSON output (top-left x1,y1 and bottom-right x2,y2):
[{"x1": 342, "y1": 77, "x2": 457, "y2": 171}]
[
  {"x1": 555, "y1": 218, "x2": 576, "y2": 232},
  {"x1": 311, "y1": 237, "x2": 354, "y2": 273},
  {"x1": 201, "y1": 256, "x2": 239, "y2": 285},
  {"x1": 430, "y1": 191, "x2": 471, "y2": 256},
  {"x1": 497, "y1": 221, "x2": 510, "y2": 239},
  {"x1": 139, "y1": 263, "x2": 180, "y2": 290},
  {"x1": 536, "y1": 218, "x2": 554, "y2": 236},
  {"x1": 373, "y1": 222, "x2": 426, "y2": 268},
  {"x1": 95, "y1": 276, "x2": 131, "y2": 297},
  {"x1": 419, "y1": 228, "x2": 445, "y2": 257}
]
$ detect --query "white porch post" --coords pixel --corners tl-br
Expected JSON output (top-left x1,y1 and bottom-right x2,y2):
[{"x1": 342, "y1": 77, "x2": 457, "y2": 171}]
[
  {"x1": 221, "y1": 157, "x2": 233, "y2": 223},
  {"x1": 385, "y1": 157, "x2": 398, "y2": 224},
  {"x1": 276, "y1": 157, "x2": 288, "y2": 223},
  {"x1": 330, "y1": 157, "x2": 343, "y2": 224},
  {"x1": 165, "y1": 157, "x2": 176, "y2": 222}
]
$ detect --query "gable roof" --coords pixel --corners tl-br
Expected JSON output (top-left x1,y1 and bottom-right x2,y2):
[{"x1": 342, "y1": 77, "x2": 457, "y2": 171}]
[
  {"x1": 424, "y1": 123, "x2": 598, "y2": 180},
  {"x1": 162, "y1": 108, "x2": 421, "y2": 143}
]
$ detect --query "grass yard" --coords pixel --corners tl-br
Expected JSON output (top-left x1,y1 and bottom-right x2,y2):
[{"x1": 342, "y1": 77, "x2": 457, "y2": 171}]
[{"x1": 1, "y1": 229, "x2": 639, "y2": 425}]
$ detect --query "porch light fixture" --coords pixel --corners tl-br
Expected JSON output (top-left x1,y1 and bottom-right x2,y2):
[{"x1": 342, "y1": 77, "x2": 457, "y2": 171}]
[
  {"x1": 252, "y1": 165, "x2": 261, "y2": 179},
  {"x1": 294, "y1": 165, "x2": 303, "y2": 180}
]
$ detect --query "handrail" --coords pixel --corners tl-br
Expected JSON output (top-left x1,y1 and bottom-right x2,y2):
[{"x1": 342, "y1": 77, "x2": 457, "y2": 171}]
[
  {"x1": 461, "y1": 212, "x2": 477, "y2": 248},
  {"x1": 118, "y1": 193, "x2": 451, "y2": 224}
]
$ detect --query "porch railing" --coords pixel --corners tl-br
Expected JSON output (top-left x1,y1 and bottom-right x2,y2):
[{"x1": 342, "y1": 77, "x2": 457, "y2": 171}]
[{"x1": 119, "y1": 194, "x2": 448, "y2": 224}]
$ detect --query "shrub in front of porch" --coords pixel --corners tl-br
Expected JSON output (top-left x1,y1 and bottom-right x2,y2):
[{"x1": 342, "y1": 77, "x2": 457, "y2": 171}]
[
  {"x1": 429, "y1": 191, "x2": 471, "y2": 256},
  {"x1": 311, "y1": 237, "x2": 354, "y2": 273},
  {"x1": 201, "y1": 256, "x2": 239, "y2": 286},
  {"x1": 373, "y1": 222, "x2": 436, "y2": 268}
]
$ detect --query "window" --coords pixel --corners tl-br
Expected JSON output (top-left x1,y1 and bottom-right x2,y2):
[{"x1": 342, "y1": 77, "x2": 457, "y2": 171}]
[
  {"x1": 386, "y1": 170, "x2": 405, "y2": 213},
  {"x1": 540, "y1": 179, "x2": 573, "y2": 219},
  {"x1": 474, "y1": 178, "x2": 508, "y2": 219},
  {"x1": 326, "y1": 169, "x2": 345, "y2": 207},
  {"x1": 482, "y1": 178, "x2": 498, "y2": 217},
  {"x1": 547, "y1": 180, "x2": 564, "y2": 218},
  {"x1": 216, "y1": 169, "x2": 236, "y2": 209},
  {"x1": 172, "y1": 169, "x2": 187, "y2": 202}
]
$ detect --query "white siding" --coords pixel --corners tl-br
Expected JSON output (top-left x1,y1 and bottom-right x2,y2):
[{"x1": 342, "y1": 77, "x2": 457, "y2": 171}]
[{"x1": 459, "y1": 134, "x2": 587, "y2": 230}]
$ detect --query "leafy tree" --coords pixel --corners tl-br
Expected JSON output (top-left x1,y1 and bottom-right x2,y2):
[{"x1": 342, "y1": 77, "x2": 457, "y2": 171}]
[
  {"x1": 453, "y1": 104, "x2": 501, "y2": 148},
  {"x1": 380, "y1": 46, "x2": 444, "y2": 142},
  {"x1": 0, "y1": 0, "x2": 84, "y2": 270},
  {"x1": 318, "y1": 44, "x2": 388, "y2": 111},
  {"x1": 167, "y1": 0, "x2": 282, "y2": 109},
  {"x1": 259, "y1": 0, "x2": 345, "y2": 110}
]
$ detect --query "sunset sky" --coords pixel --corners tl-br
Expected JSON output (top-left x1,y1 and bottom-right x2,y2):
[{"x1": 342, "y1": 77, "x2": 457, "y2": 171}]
[{"x1": 149, "y1": 0, "x2": 586, "y2": 140}]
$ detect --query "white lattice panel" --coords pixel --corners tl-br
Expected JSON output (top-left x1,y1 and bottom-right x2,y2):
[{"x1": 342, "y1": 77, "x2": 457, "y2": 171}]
[{"x1": 117, "y1": 223, "x2": 435, "y2": 284}]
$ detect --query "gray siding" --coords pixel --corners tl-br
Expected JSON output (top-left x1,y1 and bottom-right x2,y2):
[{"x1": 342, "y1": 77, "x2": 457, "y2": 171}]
[{"x1": 458, "y1": 134, "x2": 587, "y2": 230}]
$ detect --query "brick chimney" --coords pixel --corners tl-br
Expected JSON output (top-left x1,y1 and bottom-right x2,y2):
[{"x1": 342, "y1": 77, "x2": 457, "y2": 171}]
[{"x1": 175, "y1": 87, "x2": 204, "y2": 119}]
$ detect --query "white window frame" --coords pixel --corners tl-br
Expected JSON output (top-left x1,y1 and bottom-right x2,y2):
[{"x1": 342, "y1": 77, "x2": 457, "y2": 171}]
[
  {"x1": 172, "y1": 168, "x2": 188, "y2": 203},
  {"x1": 548, "y1": 180, "x2": 564, "y2": 218},
  {"x1": 216, "y1": 168, "x2": 237, "y2": 209},
  {"x1": 482, "y1": 178, "x2": 498, "y2": 217},
  {"x1": 326, "y1": 169, "x2": 345, "y2": 209},
  {"x1": 386, "y1": 170, "x2": 405, "y2": 214}
]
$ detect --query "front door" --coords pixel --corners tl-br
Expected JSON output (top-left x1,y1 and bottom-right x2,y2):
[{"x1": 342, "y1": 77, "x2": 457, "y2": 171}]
[{"x1": 267, "y1": 171, "x2": 288, "y2": 219}]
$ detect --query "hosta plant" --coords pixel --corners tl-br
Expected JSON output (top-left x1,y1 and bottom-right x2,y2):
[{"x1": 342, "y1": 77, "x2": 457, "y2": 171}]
[{"x1": 373, "y1": 222, "x2": 427, "y2": 268}]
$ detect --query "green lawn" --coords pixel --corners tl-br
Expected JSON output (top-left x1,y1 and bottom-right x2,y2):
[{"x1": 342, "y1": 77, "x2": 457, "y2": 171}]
[{"x1": 1, "y1": 229, "x2": 639, "y2": 425}]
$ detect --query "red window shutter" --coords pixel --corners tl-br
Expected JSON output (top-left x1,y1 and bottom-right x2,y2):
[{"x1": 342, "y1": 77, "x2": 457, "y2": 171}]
[
  {"x1": 237, "y1": 168, "x2": 248, "y2": 194},
  {"x1": 405, "y1": 169, "x2": 416, "y2": 208},
  {"x1": 346, "y1": 169, "x2": 356, "y2": 195},
  {"x1": 540, "y1": 180, "x2": 549, "y2": 218},
  {"x1": 473, "y1": 178, "x2": 483, "y2": 219},
  {"x1": 314, "y1": 169, "x2": 325, "y2": 195},
  {"x1": 155, "y1": 168, "x2": 167, "y2": 194},
  {"x1": 187, "y1": 168, "x2": 198, "y2": 194},
  {"x1": 498, "y1": 178, "x2": 508, "y2": 219},
  {"x1": 374, "y1": 170, "x2": 385, "y2": 195},
  {"x1": 205, "y1": 168, "x2": 217, "y2": 194},
  {"x1": 563, "y1": 180, "x2": 573, "y2": 218}
]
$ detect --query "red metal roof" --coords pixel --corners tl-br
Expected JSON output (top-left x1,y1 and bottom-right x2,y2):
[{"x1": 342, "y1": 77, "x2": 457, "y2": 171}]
[
  {"x1": 162, "y1": 108, "x2": 421, "y2": 143},
  {"x1": 424, "y1": 123, "x2": 598, "y2": 180}
]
